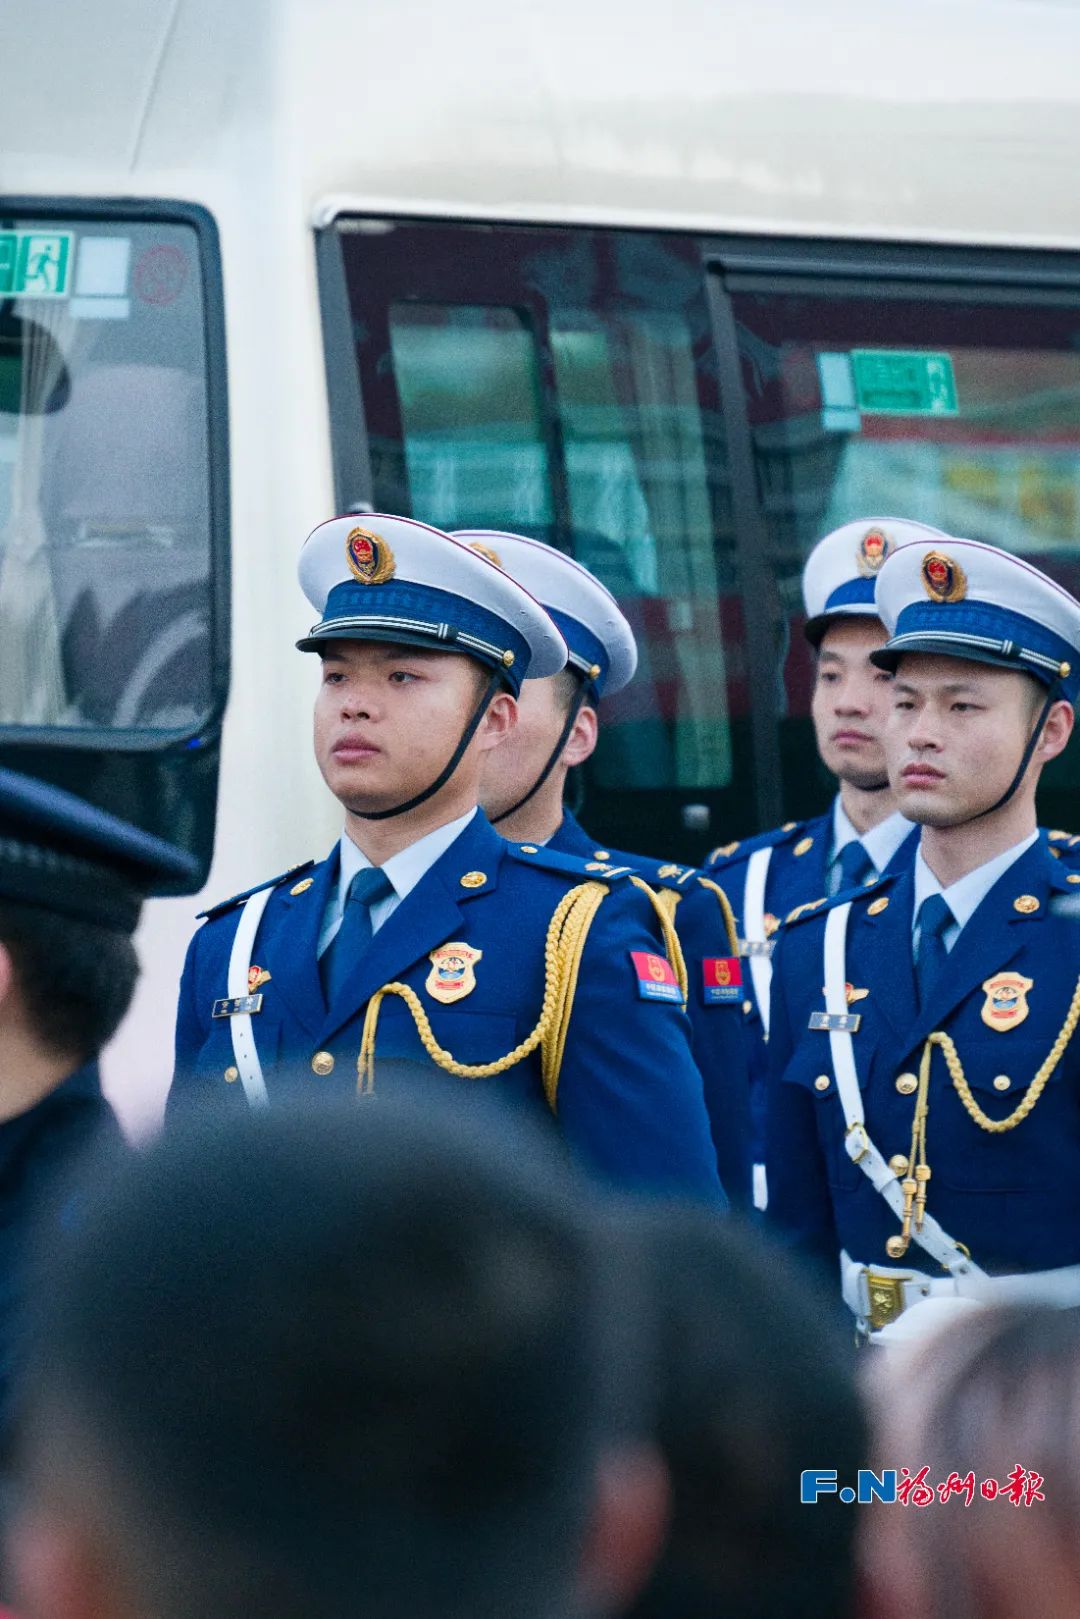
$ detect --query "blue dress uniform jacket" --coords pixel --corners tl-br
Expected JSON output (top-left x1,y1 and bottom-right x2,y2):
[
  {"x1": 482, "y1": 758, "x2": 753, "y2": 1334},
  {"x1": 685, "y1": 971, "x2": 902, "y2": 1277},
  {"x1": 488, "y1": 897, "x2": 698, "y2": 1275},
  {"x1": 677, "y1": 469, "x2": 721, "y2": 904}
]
[
  {"x1": 546, "y1": 809, "x2": 750, "y2": 1204},
  {"x1": 170, "y1": 812, "x2": 724, "y2": 1202},
  {"x1": 683, "y1": 813, "x2": 919, "y2": 1167},
  {"x1": 548, "y1": 809, "x2": 700, "y2": 894},
  {"x1": 765, "y1": 839, "x2": 1080, "y2": 1277},
  {"x1": 0, "y1": 1063, "x2": 121, "y2": 1438}
]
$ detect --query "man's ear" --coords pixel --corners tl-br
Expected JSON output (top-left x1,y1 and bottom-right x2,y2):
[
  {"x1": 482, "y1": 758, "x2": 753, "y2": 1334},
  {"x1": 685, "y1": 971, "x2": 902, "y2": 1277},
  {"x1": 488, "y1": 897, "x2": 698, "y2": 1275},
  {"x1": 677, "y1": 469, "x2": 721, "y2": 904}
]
[
  {"x1": 561, "y1": 703, "x2": 598, "y2": 769},
  {"x1": 577, "y1": 1446, "x2": 669, "y2": 1616},
  {"x1": 1037, "y1": 697, "x2": 1075, "y2": 765},
  {"x1": 475, "y1": 691, "x2": 518, "y2": 752}
]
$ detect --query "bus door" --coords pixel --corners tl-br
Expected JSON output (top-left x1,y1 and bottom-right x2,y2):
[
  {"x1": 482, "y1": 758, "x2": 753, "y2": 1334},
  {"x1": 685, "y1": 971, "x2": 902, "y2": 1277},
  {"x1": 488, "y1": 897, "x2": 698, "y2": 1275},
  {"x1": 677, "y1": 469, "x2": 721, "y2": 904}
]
[
  {"x1": 0, "y1": 199, "x2": 227, "y2": 889},
  {"x1": 317, "y1": 216, "x2": 775, "y2": 860},
  {"x1": 710, "y1": 240, "x2": 1080, "y2": 831}
]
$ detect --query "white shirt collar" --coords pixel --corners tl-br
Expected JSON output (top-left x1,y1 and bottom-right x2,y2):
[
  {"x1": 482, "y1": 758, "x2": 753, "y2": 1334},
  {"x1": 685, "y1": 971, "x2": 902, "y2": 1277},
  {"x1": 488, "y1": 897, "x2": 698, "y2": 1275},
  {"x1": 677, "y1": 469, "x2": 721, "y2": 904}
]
[
  {"x1": 831, "y1": 797, "x2": 915, "y2": 878},
  {"x1": 912, "y1": 830, "x2": 1040, "y2": 935},
  {"x1": 336, "y1": 806, "x2": 478, "y2": 905}
]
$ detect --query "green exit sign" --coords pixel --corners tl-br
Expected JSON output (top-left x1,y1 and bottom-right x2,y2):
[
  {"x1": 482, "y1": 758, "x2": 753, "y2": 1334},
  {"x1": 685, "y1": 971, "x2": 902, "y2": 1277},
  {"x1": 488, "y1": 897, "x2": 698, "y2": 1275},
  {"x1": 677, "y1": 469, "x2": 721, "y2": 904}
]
[
  {"x1": 852, "y1": 349, "x2": 958, "y2": 416},
  {"x1": 0, "y1": 231, "x2": 73, "y2": 298}
]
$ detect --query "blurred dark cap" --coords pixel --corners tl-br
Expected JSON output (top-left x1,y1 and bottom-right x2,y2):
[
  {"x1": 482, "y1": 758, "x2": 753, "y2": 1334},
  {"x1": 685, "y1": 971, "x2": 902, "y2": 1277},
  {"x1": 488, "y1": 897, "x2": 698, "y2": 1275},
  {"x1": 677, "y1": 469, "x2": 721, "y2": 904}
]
[{"x1": 0, "y1": 766, "x2": 199, "y2": 934}]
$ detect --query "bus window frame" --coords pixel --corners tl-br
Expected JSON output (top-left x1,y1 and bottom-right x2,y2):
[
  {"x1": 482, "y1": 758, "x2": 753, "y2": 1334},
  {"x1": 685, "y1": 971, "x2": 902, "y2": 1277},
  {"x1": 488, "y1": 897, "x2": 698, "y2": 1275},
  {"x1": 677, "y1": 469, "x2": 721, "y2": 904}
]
[{"x1": 0, "y1": 194, "x2": 230, "y2": 754}]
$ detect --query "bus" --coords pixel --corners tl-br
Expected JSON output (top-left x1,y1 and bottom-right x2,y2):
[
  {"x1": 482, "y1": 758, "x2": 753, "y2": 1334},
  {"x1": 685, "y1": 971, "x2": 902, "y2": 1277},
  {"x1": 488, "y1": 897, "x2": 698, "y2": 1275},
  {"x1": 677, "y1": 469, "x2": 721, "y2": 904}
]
[{"x1": 5, "y1": 0, "x2": 1080, "y2": 1129}]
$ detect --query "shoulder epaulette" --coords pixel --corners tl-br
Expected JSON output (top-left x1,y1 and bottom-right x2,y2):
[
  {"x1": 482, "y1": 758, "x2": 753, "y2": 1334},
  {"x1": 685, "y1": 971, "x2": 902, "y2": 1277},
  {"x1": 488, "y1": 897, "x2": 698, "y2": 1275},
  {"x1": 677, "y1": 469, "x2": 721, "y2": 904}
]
[
  {"x1": 781, "y1": 871, "x2": 899, "y2": 931},
  {"x1": 197, "y1": 860, "x2": 316, "y2": 921},
  {"x1": 624, "y1": 855, "x2": 699, "y2": 890},
  {"x1": 507, "y1": 844, "x2": 633, "y2": 883},
  {"x1": 705, "y1": 820, "x2": 804, "y2": 869}
]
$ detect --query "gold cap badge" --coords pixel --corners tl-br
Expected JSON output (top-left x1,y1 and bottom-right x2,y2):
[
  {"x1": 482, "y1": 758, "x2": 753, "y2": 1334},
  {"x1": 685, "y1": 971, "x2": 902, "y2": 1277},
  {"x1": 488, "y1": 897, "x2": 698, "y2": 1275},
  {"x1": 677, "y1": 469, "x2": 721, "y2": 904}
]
[
  {"x1": 856, "y1": 525, "x2": 892, "y2": 576},
  {"x1": 921, "y1": 550, "x2": 966, "y2": 604},
  {"x1": 468, "y1": 541, "x2": 504, "y2": 568},
  {"x1": 346, "y1": 526, "x2": 396, "y2": 585}
]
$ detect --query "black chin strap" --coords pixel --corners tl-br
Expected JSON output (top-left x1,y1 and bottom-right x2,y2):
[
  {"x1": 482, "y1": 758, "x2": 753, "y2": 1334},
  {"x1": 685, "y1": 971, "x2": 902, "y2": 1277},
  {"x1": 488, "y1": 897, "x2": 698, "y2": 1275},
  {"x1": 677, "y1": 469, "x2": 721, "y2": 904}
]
[
  {"x1": 970, "y1": 680, "x2": 1061, "y2": 823},
  {"x1": 353, "y1": 669, "x2": 504, "y2": 821},
  {"x1": 492, "y1": 682, "x2": 589, "y2": 827}
]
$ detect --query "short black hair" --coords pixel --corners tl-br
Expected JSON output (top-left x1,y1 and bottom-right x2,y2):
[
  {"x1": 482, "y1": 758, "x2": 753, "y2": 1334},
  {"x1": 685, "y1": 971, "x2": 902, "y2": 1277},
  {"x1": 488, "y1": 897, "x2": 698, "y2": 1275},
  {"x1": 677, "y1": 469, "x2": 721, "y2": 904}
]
[
  {"x1": 17, "y1": 1097, "x2": 613, "y2": 1619},
  {"x1": 620, "y1": 1209, "x2": 866, "y2": 1619},
  {"x1": 0, "y1": 901, "x2": 138, "y2": 1064}
]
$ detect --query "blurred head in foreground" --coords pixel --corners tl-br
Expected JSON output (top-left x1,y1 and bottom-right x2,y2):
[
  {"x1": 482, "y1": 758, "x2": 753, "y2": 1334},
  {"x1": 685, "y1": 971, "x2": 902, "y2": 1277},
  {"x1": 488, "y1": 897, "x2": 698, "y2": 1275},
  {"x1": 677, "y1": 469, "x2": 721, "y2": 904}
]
[
  {"x1": 9, "y1": 1098, "x2": 665, "y2": 1619},
  {"x1": 619, "y1": 1207, "x2": 866, "y2": 1619},
  {"x1": 861, "y1": 1304, "x2": 1080, "y2": 1619}
]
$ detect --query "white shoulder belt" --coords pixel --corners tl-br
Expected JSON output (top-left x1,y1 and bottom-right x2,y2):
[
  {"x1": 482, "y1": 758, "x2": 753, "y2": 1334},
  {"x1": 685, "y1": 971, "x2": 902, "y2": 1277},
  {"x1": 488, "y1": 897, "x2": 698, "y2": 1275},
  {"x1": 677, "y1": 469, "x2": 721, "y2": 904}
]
[
  {"x1": 225, "y1": 885, "x2": 274, "y2": 1107},
  {"x1": 742, "y1": 845, "x2": 774, "y2": 1036},
  {"x1": 822, "y1": 900, "x2": 985, "y2": 1281}
]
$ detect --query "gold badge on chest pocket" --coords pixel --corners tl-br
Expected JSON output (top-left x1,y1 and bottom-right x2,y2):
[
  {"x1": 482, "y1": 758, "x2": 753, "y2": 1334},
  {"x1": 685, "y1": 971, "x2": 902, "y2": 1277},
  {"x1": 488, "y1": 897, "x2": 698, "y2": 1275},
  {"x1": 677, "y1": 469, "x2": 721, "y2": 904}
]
[
  {"x1": 981, "y1": 972, "x2": 1034, "y2": 1032},
  {"x1": 426, "y1": 942, "x2": 483, "y2": 1005}
]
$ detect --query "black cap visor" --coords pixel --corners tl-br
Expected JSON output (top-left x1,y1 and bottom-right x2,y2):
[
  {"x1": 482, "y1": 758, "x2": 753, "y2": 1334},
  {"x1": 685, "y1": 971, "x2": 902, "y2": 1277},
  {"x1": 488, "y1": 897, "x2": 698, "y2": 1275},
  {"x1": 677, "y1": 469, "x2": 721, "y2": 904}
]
[{"x1": 871, "y1": 635, "x2": 1056, "y2": 685}]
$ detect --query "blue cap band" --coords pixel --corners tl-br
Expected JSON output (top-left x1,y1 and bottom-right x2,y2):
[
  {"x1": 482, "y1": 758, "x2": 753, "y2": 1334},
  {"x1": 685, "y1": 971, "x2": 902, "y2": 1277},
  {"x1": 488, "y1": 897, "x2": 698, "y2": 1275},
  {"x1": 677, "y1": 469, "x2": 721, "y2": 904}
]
[
  {"x1": 885, "y1": 600, "x2": 1078, "y2": 698},
  {"x1": 823, "y1": 577, "x2": 878, "y2": 612},
  {"x1": 547, "y1": 609, "x2": 610, "y2": 697},
  {"x1": 297, "y1": 580, "x2": 532, "y2": 695}
]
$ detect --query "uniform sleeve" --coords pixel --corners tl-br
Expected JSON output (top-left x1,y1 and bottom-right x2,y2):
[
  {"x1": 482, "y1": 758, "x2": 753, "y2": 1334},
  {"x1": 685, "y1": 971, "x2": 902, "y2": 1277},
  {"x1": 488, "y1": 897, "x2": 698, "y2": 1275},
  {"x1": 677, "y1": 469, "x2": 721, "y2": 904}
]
[
  {"x1": 763, "y1": 929, "x2": 840, "y2": 1277},
  {"x1": 166, "y1": 925, "x2": 215, "y2": 1118},
  {"x1": 554, "y1": 885, "x2": 726, "y2": 1204},
  {"x1": 677, "y1": 892, "x2": 753, "y2": 1210}
]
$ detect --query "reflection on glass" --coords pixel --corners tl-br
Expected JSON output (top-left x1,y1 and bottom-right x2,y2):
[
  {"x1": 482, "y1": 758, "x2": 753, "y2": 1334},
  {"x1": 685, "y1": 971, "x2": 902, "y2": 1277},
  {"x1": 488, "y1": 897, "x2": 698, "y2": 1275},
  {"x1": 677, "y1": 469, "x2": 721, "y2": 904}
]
[{"x1": 0, "y1": 221, "x2": 211, "y2": 733}]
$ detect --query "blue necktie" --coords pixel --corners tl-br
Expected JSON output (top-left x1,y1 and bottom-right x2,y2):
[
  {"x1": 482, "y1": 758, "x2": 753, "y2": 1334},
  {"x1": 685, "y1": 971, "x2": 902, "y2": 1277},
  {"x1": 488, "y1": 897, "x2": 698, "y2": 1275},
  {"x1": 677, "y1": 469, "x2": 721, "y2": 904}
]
[
  {"x1": 832, "y1": 840, "x2": 873, "y2": 895},
  {"x1": 320, "y1": 866, "x2": 394, "y2": 1005},
  {"x1": 915, "y1": 892, "x2": 954, "y2": 1008}
]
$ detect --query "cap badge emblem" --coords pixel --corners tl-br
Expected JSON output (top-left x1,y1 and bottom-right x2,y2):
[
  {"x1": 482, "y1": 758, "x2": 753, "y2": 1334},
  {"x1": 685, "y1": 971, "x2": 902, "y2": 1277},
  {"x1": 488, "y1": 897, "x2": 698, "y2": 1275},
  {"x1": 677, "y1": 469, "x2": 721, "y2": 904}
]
[
  {"x1": 921, "y1": 549, "x2": 966, "y2": 604},
  {"x1": 426, "y1": 942, "x2": 482, "y2": 1004},
  {"x1": 981, "y1": 972, "x2": 1033, "y2": 1032},
  {"x1": 856, "y1": 526, "x2": 892, "y2": 576},
  {"x1": 469, "y1": 541, "x2": 504, "y2": 568},
  {"x1": 346, "y1": 526, "x2": 396, "y2": 586}
]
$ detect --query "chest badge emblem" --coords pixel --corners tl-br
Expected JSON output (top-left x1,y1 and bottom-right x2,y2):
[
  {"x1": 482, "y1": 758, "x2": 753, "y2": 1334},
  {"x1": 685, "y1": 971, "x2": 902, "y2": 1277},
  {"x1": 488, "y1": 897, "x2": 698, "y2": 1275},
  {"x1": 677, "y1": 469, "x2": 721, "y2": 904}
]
[
  {"x1": 248, "y1": 965, "x2": 271, "y2": 994},
  {"x1": 426, "y1": 942, "x2": 483, "y2": 1004},
  {"x1": 981, "y1": 972, "x2": 1034, "y2": 1032}
]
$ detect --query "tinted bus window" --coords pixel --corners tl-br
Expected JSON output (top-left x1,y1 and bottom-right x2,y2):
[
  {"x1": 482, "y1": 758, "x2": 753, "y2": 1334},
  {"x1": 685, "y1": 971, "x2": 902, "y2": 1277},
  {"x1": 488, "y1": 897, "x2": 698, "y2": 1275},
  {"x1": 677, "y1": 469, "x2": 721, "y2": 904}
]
[
  {"x1": 0, "y1": 216, "x2": 215, "y2": 736},
  {"x1": 326, "y1": 220, "x2": 742, "y2": 851},
  {"x1": 728, "y1": 284, "x2": 1080, "y2": 814}
]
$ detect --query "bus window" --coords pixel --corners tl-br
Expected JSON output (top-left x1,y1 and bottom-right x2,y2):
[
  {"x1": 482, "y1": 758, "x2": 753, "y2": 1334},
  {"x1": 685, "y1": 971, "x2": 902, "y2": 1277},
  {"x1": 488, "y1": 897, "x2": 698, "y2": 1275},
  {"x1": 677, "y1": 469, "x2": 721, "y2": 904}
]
[
  {"x1": 728, "y1": 283, "x2": 1080, "y2": 817},
  {"x1": 0, "y1": 215, "x2": 218, "y2": 738},
  {"x1": 326, "y1": 220, "x2": 741, "y2": 853}
]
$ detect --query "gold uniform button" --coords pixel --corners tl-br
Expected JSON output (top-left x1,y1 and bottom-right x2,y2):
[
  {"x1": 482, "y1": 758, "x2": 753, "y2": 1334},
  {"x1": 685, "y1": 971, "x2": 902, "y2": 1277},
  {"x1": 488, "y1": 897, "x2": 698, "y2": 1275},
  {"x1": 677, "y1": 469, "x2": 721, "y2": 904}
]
[
  {"x1": 742, "y1": 999, "x2": 753, "y2": 1014},
  {"x1": 519, "y1": 845, "x2": 539, "y2": 855},
  {"x1": 813, "y1": 1075, "x2": 831, "y2": 1092},
  {"x1": 224, "y1": 1066, "x2": 239, "y2": 1083},
  {"x1": 888, "y1": 1154, "x2": 909, "y2": 1175},
  {"x1": 585, "y1": 861, "x2": 607, "y2": 872},
  {"x1": 459, "y1": 871, "x2": 487, "y2": 888},
  {"x1": 993, "y1": 1074, "x2": 1011, "y2": 1092},
  {"x1": 593, "y1": 850, "x2": 611, "y2": 862},
  {"x1": 1068, "y1": 874, "x2": 1080, "y2": 886},
  {"x1": 311, "y1": 1051, "x2": 335, "y2": 1076},
  {"x1": 782, "y1": 821, "x2": 797, "y2": 832},
  {"x1": 794, "y1": 837, "x2": 813, "y2": 857},
  {"x1": 290, "y1": 877, "x2": 314, "y2": 895},
  {"x1": 896, "y1": 1072, "x2": 918, "y2": 1096},
  {"x1": 1013, "y1": 894, "x2": 1039, "y2": 914},
  {"x1": 867, "y1": 896, "x2": 890, "y2": 916}
]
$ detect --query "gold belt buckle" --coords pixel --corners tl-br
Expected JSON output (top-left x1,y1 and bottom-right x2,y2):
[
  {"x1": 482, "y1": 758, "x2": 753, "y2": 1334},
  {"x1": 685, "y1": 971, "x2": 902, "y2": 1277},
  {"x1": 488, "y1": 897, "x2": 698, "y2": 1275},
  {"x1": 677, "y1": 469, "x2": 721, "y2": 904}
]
[{"x1": 865, "y1": 1270, "x2": 912, "y2": 1332}]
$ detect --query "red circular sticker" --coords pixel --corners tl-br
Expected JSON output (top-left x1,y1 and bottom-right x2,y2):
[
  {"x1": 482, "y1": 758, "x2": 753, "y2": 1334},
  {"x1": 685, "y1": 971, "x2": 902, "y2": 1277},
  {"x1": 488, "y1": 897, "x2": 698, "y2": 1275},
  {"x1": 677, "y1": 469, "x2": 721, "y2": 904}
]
[{"x1": 133, "y1": 244, "x2": 188, "y2": 306}]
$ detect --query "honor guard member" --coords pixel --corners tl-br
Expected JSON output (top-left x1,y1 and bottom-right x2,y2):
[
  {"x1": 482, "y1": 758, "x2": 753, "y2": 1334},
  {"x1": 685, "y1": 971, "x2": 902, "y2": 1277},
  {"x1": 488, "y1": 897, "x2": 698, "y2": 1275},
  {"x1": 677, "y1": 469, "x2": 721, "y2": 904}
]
[
  {"x1": 455, "y1": 529, "x2": 699, "y2": 893},
  {"x1": 765, "y1": 536, "x2": 1080, "y2": 1341},
  {"x1": 454, "y1": 529, "x2": 748, "y2": 1204},
  {"x1": 0, "y1": 766, "x2": 196, "y2": 1434},
  {"x1": 169, "y1": 516, "x2": 723, "y2": 1201},
  {"x1": 678, "y1": 518, "x2": 933, "y2": 1209}
]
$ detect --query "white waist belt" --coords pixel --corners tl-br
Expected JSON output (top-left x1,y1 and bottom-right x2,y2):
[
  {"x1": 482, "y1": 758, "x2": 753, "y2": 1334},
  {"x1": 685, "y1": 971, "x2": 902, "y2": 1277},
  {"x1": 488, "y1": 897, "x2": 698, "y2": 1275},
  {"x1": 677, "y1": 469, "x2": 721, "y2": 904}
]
[{"x1": 841, "y1": 1248, "x2": 1080, "y2": 1327}]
